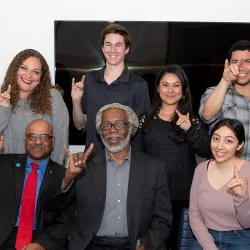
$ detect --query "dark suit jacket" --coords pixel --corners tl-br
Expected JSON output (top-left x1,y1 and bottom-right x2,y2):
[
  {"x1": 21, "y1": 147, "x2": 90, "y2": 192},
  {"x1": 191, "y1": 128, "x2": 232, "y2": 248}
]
[
  {"x1": 44, "y1": 150, "x2": 172, "y2": 250},
  {"x1": 0, "y1": 154, "x2": 72, "y2": 250}
]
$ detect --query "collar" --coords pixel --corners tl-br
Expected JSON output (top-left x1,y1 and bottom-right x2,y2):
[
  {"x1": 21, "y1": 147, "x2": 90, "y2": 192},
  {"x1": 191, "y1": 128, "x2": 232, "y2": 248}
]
[
  {"x1": 27, "y1": 156, "x2": 49, "y2": 173},
  {"x1": 95, "y1": 66, "x2": 130, "y2": 83},
  {"x1": 105, "y1": 147, "x2": 131, "y2": 164}
]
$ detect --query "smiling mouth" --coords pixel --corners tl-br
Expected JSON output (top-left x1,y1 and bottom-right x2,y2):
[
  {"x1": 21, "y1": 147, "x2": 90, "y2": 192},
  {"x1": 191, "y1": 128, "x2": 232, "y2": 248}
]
[{"x1": 21, "y1": 77, "x2": 33, "y2": 84}]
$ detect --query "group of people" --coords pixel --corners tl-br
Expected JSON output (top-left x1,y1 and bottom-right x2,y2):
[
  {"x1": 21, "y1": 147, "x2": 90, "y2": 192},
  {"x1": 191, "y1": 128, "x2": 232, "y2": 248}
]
[{"x1": 0, "y1": 22, "x2": 250, "y2": 250}]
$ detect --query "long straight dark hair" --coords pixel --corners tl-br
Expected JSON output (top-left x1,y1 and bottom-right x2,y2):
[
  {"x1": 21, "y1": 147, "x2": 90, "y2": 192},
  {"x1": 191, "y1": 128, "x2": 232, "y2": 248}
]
[{"x1": 142, "y1": 65, "x2": 192, "y2": 141}]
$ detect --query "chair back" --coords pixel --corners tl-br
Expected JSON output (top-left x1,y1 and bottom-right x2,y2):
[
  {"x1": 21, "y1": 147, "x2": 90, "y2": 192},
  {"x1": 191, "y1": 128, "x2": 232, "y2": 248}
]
[{"x1": 177, "y1": 207, "x2": 196, "y2": 250}]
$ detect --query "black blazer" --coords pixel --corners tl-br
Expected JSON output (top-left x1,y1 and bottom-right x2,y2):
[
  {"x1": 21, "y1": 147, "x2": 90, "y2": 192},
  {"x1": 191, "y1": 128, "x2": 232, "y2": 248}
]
[
  {"x1": 44, "y1": 150, "x2": 172, "y2": 250},
  {"x1": 0, "y1": 154, "x2": 71, "y2": 250}
]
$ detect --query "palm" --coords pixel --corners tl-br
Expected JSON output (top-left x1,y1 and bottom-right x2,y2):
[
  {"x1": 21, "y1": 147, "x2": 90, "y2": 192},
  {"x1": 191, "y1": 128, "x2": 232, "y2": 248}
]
[{"x1": 71, "y1": 85, "x2": 83, "y2": 101}]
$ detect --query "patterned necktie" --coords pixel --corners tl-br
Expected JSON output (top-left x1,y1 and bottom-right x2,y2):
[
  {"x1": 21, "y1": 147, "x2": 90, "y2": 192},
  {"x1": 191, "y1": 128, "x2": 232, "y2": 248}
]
[{"x1": 15, "y1": 162, "x2": 39, "y2": 250}]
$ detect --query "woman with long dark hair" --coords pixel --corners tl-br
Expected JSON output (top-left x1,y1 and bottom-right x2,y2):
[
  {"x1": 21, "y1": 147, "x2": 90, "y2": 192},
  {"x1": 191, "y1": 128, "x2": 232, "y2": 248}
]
[{"x1": 135, "y1": 65, "x2": 211, "y2": 249}]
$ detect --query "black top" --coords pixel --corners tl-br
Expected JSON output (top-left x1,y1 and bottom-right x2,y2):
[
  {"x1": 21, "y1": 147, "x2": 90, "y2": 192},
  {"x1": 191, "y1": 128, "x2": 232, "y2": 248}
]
[
  {"x1": 82, "y1": 66, "x2": 150, "y2": 155},
  {"x1": 134, "y1": 115, "x2": 211, "y2": 201}
]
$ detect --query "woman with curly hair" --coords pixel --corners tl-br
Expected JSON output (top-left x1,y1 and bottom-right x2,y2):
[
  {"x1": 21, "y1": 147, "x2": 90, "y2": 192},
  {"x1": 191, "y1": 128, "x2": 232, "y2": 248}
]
[
  {"x1": 134, "y1": 64, "x2": 211, "y2": 249},
  {"x1": 0, "y1": 49, "x2": 69, "y2": 164}
]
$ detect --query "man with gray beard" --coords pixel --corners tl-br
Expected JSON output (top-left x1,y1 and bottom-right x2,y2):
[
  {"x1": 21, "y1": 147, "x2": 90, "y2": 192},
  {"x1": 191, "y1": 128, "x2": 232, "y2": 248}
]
[{"x1": 44, "y1": 103, "x2": 172, "y2": 250}]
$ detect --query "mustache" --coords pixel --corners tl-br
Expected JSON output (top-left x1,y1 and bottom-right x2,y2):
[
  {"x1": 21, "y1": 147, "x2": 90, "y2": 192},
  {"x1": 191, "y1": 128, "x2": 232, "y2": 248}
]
[
  {"x1": 30, "y1": 143, "x2": 44, "y2": 149},
  {"x1": 104, "y1": 134, "x2": 124, "y2": 140}
]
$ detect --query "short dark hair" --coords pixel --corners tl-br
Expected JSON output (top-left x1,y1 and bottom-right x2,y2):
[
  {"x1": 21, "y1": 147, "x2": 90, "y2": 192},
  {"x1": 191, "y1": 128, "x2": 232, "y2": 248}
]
[
  {"x1": 100, "y1": 23, "x2": 132, "y2": 49},
  {"x1": 210, "y1": 119, "x2": 245, "y2": 146},
  {"x1": 228, "y1": 40, "x2": 250, "y2": 61}
]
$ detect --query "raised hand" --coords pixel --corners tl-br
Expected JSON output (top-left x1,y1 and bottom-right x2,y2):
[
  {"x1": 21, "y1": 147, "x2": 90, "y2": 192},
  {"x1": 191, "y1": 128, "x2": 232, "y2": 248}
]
[
  {"x1": 222, "y1": 59, "x2": 242, "y2": 83},
  {"x1": 71, "y1": 75, "x2": 85, "y2": 102},
  {"x1": 227, "y1": 164, "x2": 248, "y2": 198},
  {"x1": 0, "y1": 136, "x2": 4, "y2": 151},
  {"x1": 0, "y1": 84, "x2": 11, "y2": 107},
  {"x1": 64, "y1": 143, "x2": 94, "y2": 177},
  {"x1": 176, "y1": 110, "x2": 191, "y2": 132}
]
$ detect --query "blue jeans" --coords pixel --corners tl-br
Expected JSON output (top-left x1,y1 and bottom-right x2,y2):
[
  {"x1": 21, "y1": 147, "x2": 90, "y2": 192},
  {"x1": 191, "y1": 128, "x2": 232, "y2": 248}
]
[{"x1": 190, "y1": 229, "x2": 250, "y2": 250}]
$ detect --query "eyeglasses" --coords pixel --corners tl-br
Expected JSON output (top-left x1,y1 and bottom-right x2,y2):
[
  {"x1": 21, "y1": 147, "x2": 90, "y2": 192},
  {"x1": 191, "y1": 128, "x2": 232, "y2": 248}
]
[
  {"x1": 26, "y1": 133, "x2": 53, "y2": 142},
  {"x1": 100, "y1": 121, "x2": 129, "y2": 131}
]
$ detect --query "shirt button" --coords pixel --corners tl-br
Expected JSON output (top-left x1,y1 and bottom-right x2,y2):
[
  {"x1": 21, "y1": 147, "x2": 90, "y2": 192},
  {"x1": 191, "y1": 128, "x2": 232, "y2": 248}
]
[
  {"x1": 12, "y1": 222, "x2": 15, "y2": 225},
  {"x1": 117, "y1": 183, "x2": 120, "y2": 186},
  {"x1": 118, "y1": 200, "x2": 121, "y2": 202},
  {"x1": 118, "y1": 217, "x2": 121, "y2": 220}
]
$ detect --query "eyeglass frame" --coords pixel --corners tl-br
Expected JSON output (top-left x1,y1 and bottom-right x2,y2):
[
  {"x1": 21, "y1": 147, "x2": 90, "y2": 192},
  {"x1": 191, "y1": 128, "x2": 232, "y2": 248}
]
[
  {"x1": 100, "y1": 121, "x2": 130, "y2": 131},
  {"x1": 25, "y1": 133, "x2": 54, "y2": 142}
]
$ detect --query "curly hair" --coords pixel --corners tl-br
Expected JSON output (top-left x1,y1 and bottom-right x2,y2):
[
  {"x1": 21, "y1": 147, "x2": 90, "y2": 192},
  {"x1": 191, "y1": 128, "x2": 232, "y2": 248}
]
[
  {"x1": 96, "y1": 103, "x2": 139, "y2": 136},
  {"x1": 1, "y1": 49, "x2": 52, "y2": 114}
]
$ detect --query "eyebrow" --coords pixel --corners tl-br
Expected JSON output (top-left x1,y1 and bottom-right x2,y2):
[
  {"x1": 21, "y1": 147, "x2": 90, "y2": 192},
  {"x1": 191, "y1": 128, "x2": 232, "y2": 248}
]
[
  {"x1": 161, "y1": 81, "x2": 181, "y2": 84},
  {"x1": 213, "y1": 133, "x2": 235, "y2": 139}
]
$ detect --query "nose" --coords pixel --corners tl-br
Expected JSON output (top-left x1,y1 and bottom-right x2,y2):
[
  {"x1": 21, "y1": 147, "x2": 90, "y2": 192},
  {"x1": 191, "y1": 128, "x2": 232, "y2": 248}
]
[
  {"x1": 109, "y1": 124, "x2": 117, "y2": 133},
  {"x1": 110, "y1": 45, "x2": 116, "y2": 53},
  {"x1": 34, "y1": 136, "x2": 43, "y2": 144},
  {"x1": 238, "y1": 59, "x2": 244, "y2": 70},
  {"x1": 167, "y1": 86, "x2": 173, "y2": 93},
  {"x1": 216, "y1": 140, "x2": 224, "y2": 150},
  {"x1": 25, "y1": 70, "x2": 32, "y2": 78}
]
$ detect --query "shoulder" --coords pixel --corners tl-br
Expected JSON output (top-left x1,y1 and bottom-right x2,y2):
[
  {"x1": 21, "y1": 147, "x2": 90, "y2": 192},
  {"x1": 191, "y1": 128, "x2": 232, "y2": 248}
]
[
  {"x1": 190, "y1": 114, "x2": 205, "y2": 127},
  {"x1": 50, "y1": 88, "x2": 63, "y2": 100},
  {"x1": 202, "y1": 86, "x2": 216, "y2": 95},
  {"x1": 128, "y1": 71, "x2": 147, "y2": 86},
  {"x1": 85, "y1": 69, "x2": 102, "y2": 83},
  {"x1": 195, "y1": 160, "x2": 210, "y2": 176}
]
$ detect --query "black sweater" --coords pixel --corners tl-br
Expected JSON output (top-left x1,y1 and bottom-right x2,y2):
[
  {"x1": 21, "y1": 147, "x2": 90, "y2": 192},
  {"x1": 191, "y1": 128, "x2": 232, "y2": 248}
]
[{"x1": 133, "y1": 115, "x2": 211, "y2": 201}]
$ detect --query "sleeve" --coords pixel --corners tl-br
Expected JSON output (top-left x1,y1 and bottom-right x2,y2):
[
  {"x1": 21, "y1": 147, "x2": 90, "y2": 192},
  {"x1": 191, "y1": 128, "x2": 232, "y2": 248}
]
[
  {"x1": 185, "y1": 116, "x2": 211, "y2": 158},
  {"x1": 198, "y1": 87, "x2": 222, "y2": 125},
  {"x1": 189, "y1": 165, "x2": 218, "y2": 250},
  {"x1": 35, "y1": 202, "x2": 75, "y2": 249},
  {"x1": 233, "y1": 175, "x2": 250, "y2": 228},
  {"x1": 139, "y1": 162, "x2": 172, "y2": 249},
  {"x1": 0, "y1": 105, "x2": 11, "y2": 135},
  {"x1": 133, "y1": 79, "x2": 150, "y2": 116},
  {"x1": 50, "y1": 89, "x2": 69, "y2": 165}
]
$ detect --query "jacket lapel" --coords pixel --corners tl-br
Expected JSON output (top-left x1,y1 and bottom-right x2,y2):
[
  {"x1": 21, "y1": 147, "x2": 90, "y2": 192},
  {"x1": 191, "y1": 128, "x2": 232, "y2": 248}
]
[
  {"x1": 127, "y1": 151, "x2": 147, "y2": 226},
  {"x1": 14, "y1": 154, "x2": 27, "y2": 208},
  {"x1": 35, "y1": 159, "x2": 55, "y2": 223},
  {"x1": 89, "y1": 151, "x2": 107, "y2": 205}
]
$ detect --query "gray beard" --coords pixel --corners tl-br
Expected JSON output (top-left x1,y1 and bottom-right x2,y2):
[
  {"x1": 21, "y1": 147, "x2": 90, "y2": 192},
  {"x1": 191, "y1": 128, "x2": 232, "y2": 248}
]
[{"x1": 101, "y1": 133, "x2": 130, "y2": 153}]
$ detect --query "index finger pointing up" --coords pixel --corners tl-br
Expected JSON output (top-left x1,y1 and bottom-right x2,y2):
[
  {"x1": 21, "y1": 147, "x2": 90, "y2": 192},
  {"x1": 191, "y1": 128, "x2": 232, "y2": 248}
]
[
  {"x1": 234, "y1": 164, "x2": 240, "y2": 178},
  {"x1": 176, "y1": 110, "x2": 182, "y2": 117}
]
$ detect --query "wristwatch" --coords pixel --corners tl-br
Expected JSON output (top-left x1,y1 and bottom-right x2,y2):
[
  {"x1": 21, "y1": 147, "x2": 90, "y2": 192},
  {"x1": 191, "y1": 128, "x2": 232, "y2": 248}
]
[{"x1": 136, "y1": 239, "x2": 142, "y2": 248}]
